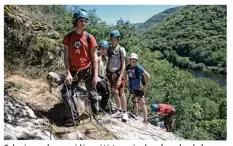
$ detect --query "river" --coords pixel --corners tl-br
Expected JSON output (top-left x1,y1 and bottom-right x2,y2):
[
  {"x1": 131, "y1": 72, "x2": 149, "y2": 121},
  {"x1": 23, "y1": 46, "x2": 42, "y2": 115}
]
[{"x1": 183, "y1": 69, "x2": 226, "y2": 87}]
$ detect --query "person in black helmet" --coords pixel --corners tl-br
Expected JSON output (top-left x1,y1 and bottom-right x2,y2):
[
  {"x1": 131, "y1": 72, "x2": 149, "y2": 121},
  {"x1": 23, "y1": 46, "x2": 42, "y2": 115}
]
[{"x1": 61, "y1": 9, "x2": 100, "y2": 126}]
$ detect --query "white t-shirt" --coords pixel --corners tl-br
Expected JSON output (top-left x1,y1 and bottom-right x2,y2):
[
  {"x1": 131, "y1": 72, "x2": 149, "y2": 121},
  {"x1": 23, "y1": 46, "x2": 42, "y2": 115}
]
[{"x1": 98, "y1": 56, "x2": 108, "y2": 77}]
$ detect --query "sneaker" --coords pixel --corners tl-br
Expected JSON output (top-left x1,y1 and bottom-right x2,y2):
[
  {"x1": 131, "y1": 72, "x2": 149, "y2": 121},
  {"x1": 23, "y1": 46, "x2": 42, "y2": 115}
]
[
  {"x1": 129, "y1": 112, "x2": 137, "y2": 120},
  {"x1": 111, "y1": 110, "x2": 122, "y2": 118},
  {"x1": 122, "y1": 112, "x2": 128, "y2": 122}
]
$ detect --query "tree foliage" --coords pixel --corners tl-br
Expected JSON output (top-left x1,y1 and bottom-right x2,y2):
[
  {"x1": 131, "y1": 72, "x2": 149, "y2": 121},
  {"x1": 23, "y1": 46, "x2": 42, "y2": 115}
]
[{"x1": 141, "y1": 5, "x2": 226, "y2": 74}]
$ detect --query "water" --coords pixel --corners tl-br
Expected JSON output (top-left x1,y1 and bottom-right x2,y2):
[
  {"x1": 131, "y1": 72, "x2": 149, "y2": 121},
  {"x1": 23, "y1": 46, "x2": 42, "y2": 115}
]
[{"x1": 184, "y1": 69, "x2": 226, "y2": 87}]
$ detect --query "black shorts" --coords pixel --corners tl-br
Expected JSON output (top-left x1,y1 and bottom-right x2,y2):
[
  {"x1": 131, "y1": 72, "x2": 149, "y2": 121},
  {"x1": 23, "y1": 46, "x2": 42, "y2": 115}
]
[
  {"x1": 163, "y1": 114, "x2": 174, "y2": 125},
  {"x1": 130, "y1": 89, "x2": 145, "y2": 97}
]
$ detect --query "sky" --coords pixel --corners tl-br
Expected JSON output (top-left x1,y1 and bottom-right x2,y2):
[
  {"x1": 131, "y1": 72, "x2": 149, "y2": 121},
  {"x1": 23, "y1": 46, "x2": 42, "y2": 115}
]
[{"x1": 75, "y1": 5, "x2": 181, "y2": 25}]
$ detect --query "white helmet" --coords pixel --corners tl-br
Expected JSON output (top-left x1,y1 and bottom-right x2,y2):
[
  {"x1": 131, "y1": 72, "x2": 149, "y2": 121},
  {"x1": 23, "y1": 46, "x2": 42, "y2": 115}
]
[{"x1": 129, "y1": 53, "x2": 138, "y2": 60}]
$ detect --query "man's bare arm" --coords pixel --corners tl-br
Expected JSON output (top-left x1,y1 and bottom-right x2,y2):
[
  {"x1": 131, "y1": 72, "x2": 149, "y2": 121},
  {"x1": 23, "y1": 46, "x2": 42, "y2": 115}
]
[
  {"x1": 91, "y1": 46, "x2": 98, "y2": 77},
  {"x1": 143, "y1": 70, "x2": 150, "y2": 87},
  {"x1": 118, "y1": 57, "x2": 126, "y2": 80},
  {"x1": 64, "y1": 45, "x2": 70, "y2": 74}
]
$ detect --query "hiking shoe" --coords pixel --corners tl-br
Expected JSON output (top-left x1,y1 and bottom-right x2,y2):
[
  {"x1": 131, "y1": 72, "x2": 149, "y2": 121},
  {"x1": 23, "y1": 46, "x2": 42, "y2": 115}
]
[
  {"x1": 129, "y1": 113, "x2": 137, "y2": 120},
  {"x1": 122, "y1": 112, "x2": 128, "y2": 122},
  {"x1": 63, "y1": 117, "x2": 80, "y2": 127},
  {"x1": 111, "y1": 110, "x2": 122, "y2": 118}
]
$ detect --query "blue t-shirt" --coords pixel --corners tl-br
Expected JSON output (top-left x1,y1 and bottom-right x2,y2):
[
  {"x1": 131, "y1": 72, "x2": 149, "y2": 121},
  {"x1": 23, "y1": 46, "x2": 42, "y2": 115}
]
[{"x1": 126, "y1": 64, "x2": 145, "y2": 90}]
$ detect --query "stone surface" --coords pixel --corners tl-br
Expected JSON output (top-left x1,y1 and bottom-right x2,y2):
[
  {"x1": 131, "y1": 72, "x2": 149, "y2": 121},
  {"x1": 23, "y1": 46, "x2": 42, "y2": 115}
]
[
  {"x1": 102, "y1": 114, "x2": 183, "y2": 140},
  {"x1": 64, "y1": 131, "x2": 84, "y2": 140},
  {"x1": 4, "y1": 95, "x2": 56, "y2": 140}
]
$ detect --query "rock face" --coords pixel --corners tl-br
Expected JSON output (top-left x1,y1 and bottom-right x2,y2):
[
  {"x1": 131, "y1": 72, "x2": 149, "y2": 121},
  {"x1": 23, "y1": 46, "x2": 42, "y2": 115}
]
[
  {"x1": 4, "y1": 5, "x2": 60, "y2": 39},
  {"x1": 4, "y1": 95, "x2": 56, "y2": 140},
  {"x1": 102, "y1": 114, "x2": 183, "y2": 140},
  {"x1": 4, "y1": 5, "x2": 63, "y2": 72}
]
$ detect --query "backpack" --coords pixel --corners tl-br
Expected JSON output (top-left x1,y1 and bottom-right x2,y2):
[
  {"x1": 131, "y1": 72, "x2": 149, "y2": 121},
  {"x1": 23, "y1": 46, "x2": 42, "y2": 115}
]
[
  {"x1": 107, "y1": 45, "x2": 122, "y2": 61},
  {"x1": 126, "y1": 64, "x2": 146, "y2": 86},
  {"x1": 96, "y1": 76, "x2": 112, "y2": 112}
]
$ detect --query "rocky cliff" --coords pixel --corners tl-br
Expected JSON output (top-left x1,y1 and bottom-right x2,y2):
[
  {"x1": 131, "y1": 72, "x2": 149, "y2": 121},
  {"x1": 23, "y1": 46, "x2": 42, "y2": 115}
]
[{"x1": 4, "y1": 5, "x2": 63, "y2": 76}]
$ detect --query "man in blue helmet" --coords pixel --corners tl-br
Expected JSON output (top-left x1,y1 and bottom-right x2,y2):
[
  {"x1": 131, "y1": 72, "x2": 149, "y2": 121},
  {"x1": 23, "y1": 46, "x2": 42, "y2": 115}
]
[
  {"x1": 106, "y1": 30, "x2": 128, "y2": 122},
  {"x1": 98, "y1": 40, "x2": 109, "y2": 78},
  {"x1": 96, "y1": 40, "x2": 112, "y2": 112},
  {"x1": 150, "y1": 104, "x2": 176, "y2": 132},
  {"x1": 61, "y1": 9, "x2": 100, "y2": 126}
]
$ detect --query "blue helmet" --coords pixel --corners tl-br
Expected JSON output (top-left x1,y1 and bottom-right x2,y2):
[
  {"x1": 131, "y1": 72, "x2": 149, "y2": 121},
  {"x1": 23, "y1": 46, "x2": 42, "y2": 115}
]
[
  {"x1": 73, "y1": 10, "x2": 89, "y2": 20},
  {"x1": 99, "y1": 40, "x2": 109, "y2": 48},
  {"x1": 151, "y1": 104, "x2": 159, "y2": 112},
  {"x1": 110, "y1": 30, "x2": 120, "y2": 38}
]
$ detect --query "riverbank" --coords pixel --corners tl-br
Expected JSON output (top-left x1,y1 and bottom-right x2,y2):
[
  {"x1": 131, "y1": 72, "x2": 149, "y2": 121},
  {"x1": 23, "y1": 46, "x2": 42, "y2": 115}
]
[{"x1": 183, "y1": 68, "x2": 226, "y2": 87}]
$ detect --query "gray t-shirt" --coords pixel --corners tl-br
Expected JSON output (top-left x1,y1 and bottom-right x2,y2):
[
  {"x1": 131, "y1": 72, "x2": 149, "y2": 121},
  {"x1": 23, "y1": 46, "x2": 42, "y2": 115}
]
[{"x1": 107, "y1": 44, "x2": 126, "y2": 73}]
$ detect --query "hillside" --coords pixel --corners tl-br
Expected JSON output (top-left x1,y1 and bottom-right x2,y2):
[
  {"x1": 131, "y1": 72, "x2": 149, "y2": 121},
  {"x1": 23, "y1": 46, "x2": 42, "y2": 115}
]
[
  {"x1": 4, "y1": 5, "x2": 226, "y2": 140},
  {"x1": 138, "y1": 6, "x2": 183, "y2": 29},
  {"x1": 4, "y1": 5, "x2": 64, "y2": 78},
  {"x1": 133, "y1": 22, "x2": 143, "y2": 28},
  {"x1": 142, "y1": 5, "x2": 226, "y2": 74}
]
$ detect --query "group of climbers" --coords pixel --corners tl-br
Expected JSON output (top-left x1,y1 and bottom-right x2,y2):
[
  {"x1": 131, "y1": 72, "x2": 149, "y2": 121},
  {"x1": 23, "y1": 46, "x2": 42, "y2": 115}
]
[{"x1": 60, "y1": 9, "x2": 176, "y2": 132}]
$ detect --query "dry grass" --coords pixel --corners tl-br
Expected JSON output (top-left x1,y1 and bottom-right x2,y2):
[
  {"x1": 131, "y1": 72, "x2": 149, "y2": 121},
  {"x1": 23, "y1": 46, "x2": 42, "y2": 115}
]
[
  {"x1": 5, "y1": 75, "x2": 61, "y2": 112},
  {"x1": 41, "y1": 116, "x2": 118, "y2": 140}
]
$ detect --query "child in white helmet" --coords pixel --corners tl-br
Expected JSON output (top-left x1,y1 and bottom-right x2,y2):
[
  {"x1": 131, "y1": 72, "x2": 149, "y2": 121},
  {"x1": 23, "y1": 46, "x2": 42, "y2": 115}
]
[{"x1": 126, "y1": 53, "x2": 150, "y2": 123}]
